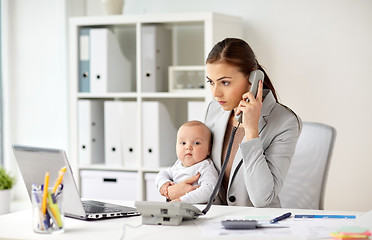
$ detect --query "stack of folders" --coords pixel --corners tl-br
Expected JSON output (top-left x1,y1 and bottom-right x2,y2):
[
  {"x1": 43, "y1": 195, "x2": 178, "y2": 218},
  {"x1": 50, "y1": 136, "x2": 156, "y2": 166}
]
[
  {"x1": 79, "y1": 25, "x2": 172, "y2": 94},
  {"x1": 78, "y1": 27, "x2": 133, "y2": 93},
  {"x1": 78, "y1": 100, "x2": 177, "y2": 168}
]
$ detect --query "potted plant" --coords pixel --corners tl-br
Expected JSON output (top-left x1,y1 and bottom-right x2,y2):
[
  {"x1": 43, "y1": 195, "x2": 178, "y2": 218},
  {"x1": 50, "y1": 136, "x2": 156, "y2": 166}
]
[{"x1": 0, "y1": 165, "x2": 15, "y2": 214}]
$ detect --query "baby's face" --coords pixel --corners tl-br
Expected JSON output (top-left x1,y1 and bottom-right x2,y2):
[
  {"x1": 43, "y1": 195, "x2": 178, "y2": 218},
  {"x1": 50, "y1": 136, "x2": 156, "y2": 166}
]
[{"x1": 176, "y1": 125, "x2": 211, "y2": 167}]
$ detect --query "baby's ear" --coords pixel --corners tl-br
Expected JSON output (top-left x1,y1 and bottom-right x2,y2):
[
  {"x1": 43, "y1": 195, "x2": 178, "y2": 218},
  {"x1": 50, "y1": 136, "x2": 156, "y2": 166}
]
[{"x1": 207, "y1": 144, "x2": 212, "y2": 156}]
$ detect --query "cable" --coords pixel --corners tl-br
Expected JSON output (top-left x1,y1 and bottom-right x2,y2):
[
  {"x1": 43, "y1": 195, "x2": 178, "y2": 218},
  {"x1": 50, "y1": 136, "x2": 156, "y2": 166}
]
[
  {"x1": 202, "y1": 122, "x2": 240, "y2": 214},
  {"x1": 120, "y1": 223, "x2": 143, "y2": 240}
]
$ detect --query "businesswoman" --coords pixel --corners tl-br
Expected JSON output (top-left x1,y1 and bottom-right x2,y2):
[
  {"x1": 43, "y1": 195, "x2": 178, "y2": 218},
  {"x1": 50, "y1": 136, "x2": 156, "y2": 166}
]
[{"x1": 167, "y1": 38, "x2": 301, "y2": 207}]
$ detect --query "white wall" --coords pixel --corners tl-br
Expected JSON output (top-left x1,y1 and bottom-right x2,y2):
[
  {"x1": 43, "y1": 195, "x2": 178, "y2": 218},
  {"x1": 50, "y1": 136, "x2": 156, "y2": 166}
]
[
  {"x1": 4, "y1": 0, "x2": 372, "y2": 211},
  {"x1": 3, "y1": 0, "x2": 84, "y2": 204}
]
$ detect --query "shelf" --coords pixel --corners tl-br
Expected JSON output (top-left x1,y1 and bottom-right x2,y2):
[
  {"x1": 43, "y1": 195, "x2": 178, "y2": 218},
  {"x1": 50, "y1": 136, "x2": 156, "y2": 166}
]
[
  {"x1": 78, "y1": 165, "x2": 168, "y2": 173},
  {"x1": 78, "y1": 164, "x2": 139, "y2": 172},
  {"x1": 77, "y1": 92, "x2": 138, "y2": 99},
  {"x1": 69, "y1": 12, "x2": 242, "y2": 26},
  {"x1": 77, "y1": 92, "x2": 207, "y2": 99},
  {"x1": 140, "y1": 92, "x2": 207, "y2": 99},
  {"x1": 69, "y1": 12, "x2": 243, "y2": 201}
]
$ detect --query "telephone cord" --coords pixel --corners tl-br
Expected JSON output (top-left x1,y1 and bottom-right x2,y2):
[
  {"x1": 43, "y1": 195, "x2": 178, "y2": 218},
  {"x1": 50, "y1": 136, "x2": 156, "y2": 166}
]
[{"x1": 202, "y1": 122, "x2": 240, "y2": 214}]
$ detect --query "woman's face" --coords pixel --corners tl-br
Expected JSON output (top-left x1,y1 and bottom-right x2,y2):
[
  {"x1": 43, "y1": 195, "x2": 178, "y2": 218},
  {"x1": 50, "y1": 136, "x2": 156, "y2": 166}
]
[{"x1": 206, "y1": 62, "x2": 250, "y2": 111}]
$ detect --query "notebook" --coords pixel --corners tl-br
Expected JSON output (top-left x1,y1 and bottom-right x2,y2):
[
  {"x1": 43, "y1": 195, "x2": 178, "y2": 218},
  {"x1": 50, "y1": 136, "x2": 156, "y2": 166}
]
[{"x1": 12, "y1": 144, "x2": 139, "y2": 220}]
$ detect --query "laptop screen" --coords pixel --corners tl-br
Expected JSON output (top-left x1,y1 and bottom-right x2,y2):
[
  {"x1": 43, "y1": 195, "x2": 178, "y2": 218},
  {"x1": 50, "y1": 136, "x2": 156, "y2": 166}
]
[{"x1": 12, "y1": 145, "x2": 86, "y2": 217}]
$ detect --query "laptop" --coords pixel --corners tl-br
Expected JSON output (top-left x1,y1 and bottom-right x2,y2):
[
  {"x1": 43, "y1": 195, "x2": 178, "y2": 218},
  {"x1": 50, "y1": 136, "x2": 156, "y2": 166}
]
[{"x1": 12, "y1": 144, "x2": 140, "y2": 220}]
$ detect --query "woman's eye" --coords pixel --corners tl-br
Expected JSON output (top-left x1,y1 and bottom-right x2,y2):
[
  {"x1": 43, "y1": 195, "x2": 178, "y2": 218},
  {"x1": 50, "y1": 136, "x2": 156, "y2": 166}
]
[
  {"x1": 222, "y1": 81, "x2": 230, "y2": 86},
  {"x1": 206, "y1": 79, "x2": 214, "y2": 85}
]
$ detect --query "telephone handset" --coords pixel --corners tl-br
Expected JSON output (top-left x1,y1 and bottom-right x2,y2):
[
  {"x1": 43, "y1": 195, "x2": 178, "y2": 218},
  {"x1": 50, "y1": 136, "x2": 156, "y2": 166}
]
[{"x1": 235, "y1": 70, "x2": 265, "y2": 123}]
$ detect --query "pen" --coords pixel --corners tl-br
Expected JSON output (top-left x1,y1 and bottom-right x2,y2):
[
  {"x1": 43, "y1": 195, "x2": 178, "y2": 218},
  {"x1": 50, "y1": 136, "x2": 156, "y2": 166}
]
[
  {"x1": 47, "y1": 192, "x2": 63, "y2": 228},
  {"x1": 41, "y1": 172, "x2": 49, "y2": 216},
  {"x1": 270, "y1": 212, "x2": 292, "y2": 223},
  {"x1": 32, "y1": 188, "x2": 48, "y2": 230},
  {"x1": 52, "y1": 166, "x2": 66, "y2": 193},
  {"x1": 294, "y1": 215, "x2": 356, "y2": 219},
  {"x1": 55, "y1": 184, "x2": 63, "y2": 199}
]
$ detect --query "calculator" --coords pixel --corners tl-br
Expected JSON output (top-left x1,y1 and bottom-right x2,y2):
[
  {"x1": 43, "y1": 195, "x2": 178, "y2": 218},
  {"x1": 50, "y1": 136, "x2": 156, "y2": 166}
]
[{"x1": 221, "y1": 219, "x2": 258, "y2": 229}]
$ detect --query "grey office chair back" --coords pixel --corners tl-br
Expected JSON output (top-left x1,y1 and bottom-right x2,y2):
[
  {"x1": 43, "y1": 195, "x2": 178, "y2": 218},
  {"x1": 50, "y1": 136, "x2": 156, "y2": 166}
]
[{"x1": 279, "y1": 122, "x2": 336, "y2": 210}]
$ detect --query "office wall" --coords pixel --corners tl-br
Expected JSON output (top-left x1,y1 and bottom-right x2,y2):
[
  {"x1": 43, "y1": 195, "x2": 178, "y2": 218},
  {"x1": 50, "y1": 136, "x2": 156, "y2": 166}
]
[
  {"x1": 3, "y1": 0, "x2": 84, "y2": 203},
  {"x1": 87, "y1": 0, "x2": 372, "y2": 211},
  {"x1": 4, "y1": 0, "x2": 372, "y2": 211}
]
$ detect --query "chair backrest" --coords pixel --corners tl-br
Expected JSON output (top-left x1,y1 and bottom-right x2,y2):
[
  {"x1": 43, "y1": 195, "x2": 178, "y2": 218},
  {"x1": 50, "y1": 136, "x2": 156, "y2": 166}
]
[{"x1": 279, "y1": 122, "x2": 336, "y2": 210}]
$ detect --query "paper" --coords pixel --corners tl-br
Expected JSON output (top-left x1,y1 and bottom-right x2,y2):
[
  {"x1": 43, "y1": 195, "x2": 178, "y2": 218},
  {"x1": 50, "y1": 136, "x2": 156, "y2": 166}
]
[{"x1": 198, "y1": 215, "x2": 357, "y2": 239}]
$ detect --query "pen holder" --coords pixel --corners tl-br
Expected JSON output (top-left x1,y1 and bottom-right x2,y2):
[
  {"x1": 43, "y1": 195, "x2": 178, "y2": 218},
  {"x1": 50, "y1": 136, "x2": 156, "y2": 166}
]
[{"x1": 31, "y1": 186, "x2": 64, "y2": 234}]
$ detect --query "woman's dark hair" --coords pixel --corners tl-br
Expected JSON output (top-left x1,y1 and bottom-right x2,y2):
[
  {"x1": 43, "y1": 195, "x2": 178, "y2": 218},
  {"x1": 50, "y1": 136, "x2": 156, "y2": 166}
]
[{"x1": 206, "y1": 38, "x2": 278, "y2": 102}]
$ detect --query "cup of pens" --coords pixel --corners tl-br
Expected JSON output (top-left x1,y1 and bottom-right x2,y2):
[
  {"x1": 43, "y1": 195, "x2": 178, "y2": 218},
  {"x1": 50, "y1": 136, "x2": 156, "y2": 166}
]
[{"x1": 31, "y1": 167, "x2": 66, "y2": 234}]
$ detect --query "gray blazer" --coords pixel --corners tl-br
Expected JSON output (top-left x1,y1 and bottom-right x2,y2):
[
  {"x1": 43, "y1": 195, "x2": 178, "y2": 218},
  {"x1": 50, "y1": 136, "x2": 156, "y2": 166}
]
[{"x1": 204, "y1": 90, "x2": 301, "y2": 208}]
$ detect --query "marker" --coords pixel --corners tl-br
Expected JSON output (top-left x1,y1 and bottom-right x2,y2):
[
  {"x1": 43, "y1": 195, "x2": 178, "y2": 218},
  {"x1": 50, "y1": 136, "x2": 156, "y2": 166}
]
[
  {"x1": 47, "y1": 192, "x2": 63, "y2": 228},
  {"x1": 52, "y1": 166, "x2": 66, "y2": 193},
  {"x1": 270, "y1": 212, "x2": 292, "y2": 223},
  {"x1": 41, "y1": 172, "x2": 49, "y2": 216},
  {"x1": 294, "y1": 215, "x2": 356, "y2": 219}
]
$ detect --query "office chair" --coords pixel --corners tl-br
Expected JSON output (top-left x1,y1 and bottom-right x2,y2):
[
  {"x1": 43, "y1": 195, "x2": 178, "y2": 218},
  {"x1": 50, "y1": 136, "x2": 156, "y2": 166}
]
[{"x1": 279, "y1": 122, "x2": 336, "y2": 210}]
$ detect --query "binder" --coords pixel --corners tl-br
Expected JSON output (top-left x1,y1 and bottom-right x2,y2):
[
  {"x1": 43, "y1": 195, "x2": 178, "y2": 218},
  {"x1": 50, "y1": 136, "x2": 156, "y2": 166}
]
[
  {"x1": 90, "y1": 28, "x2": 132, "y2": 93},
  {"x1": 188, "y1": 101, "x2": 206, "y2": 122},
  {"x1": 78, "y1": 100, "x2": 105, "y2": 165},
  {"x1": 121, "y1": 101, "x2": 138, "y2": 168},
  {"x1": 78, "y1": 28, "x2": 90, "y2": 92},
  {"x1": 104, "y1": 101, "x2": 138, "y2": 167},
  {"x1": 142, "y1": 101, "x2": 177, "y2": 168},
  {"x1": 141, "y1": 25, "x2": 172, "y2": 92},
  {"x1": 104, "y1": 101, "x2": 124, "y2": 167}
]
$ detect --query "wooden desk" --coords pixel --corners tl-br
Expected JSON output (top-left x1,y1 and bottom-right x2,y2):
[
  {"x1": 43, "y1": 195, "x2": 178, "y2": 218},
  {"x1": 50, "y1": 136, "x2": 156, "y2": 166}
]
[{"x1": 0, "y1": 202, "x2": 369, "y2": 240}]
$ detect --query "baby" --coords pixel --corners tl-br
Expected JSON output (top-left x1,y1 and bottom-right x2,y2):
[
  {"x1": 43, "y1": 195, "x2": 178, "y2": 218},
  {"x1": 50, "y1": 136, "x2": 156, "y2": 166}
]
[{"x1": 155, "y1": 120, "x2": 218, "y2": 204}]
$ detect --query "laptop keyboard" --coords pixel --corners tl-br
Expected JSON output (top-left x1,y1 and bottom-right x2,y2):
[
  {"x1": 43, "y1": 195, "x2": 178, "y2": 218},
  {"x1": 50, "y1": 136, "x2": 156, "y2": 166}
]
[{"x1": 83, "y1": 202, "x2": 121, "y2": 213}]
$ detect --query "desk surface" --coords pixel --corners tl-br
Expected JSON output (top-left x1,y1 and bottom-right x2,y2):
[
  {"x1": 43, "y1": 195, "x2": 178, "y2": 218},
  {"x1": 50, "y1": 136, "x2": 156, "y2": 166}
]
[{"x1": 0, "y1": 201, "x2": 370, "y2": 240}]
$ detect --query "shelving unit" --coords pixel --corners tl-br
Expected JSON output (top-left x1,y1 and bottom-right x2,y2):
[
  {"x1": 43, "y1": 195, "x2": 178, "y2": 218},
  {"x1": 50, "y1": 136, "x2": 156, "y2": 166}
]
[{"x1": 69, "y1": 12, "x2": 242, "y2": 201}]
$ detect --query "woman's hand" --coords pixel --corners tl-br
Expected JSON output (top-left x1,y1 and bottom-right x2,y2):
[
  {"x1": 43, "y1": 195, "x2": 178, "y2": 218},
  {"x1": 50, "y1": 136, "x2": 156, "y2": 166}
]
[
  {"x1": 236, "y1": 80, "x2": 263, "y2": 141},
  {"x1": 167, "y1": 172, "x2": 201, "y2": 200},
  {"x1": 159, "y1": 181, "x2": 175, "y2": 199}
]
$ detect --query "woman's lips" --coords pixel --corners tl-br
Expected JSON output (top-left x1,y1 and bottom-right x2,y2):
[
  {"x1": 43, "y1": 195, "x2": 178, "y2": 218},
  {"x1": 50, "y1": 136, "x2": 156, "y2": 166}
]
[{"x1": 218, "y1": 101, "x2": 226, "y2": 105}]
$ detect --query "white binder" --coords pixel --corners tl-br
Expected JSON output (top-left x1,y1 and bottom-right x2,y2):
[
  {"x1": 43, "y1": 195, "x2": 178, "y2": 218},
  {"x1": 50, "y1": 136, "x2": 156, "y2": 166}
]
[
  {"x1": 78, "y1": 27, "x2": 90, "y2": 92},
  {"x1": 90, "y1": 28, "x2": 132, "y2": 93},
  {"x1": 104, "y1": 101, "x2": 138, "y2": 167},
  {"x1": 78, "y1": 100, "x2": 105, "y2": 165},
  {"x1": 104, "y1": 101, "x2": 124, "y2": 167},
  {"x1": 187, "y1": 101, "x2": 206, "y2": 122},
  {"x1": 141, "y1": 25, "x2": 172, "y2": 92},
  {"x1": 142, "y1": 101, "x2": 177, "y2": 168},
  {"x1": 122, "y1": 101, "x2": 138, "y2": 168}
]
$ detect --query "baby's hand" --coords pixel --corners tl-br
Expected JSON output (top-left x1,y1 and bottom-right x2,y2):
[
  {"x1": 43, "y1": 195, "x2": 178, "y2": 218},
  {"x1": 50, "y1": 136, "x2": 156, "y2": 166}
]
[{"x1": 159, "y1": 181, "x2": 175, "y2": 199}]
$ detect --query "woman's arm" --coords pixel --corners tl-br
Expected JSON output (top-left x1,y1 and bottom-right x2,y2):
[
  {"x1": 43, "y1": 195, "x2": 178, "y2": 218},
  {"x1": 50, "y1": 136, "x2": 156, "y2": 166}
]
[
  {"x1": 240, "y1": 114, "x2": 301, "y2": 207},
  {"x1": 166, "y1": 173, "x2": 200, "y2": 200},
  {"x1": 180, "y1": 161, "x2": 218, "y2": 204}
]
